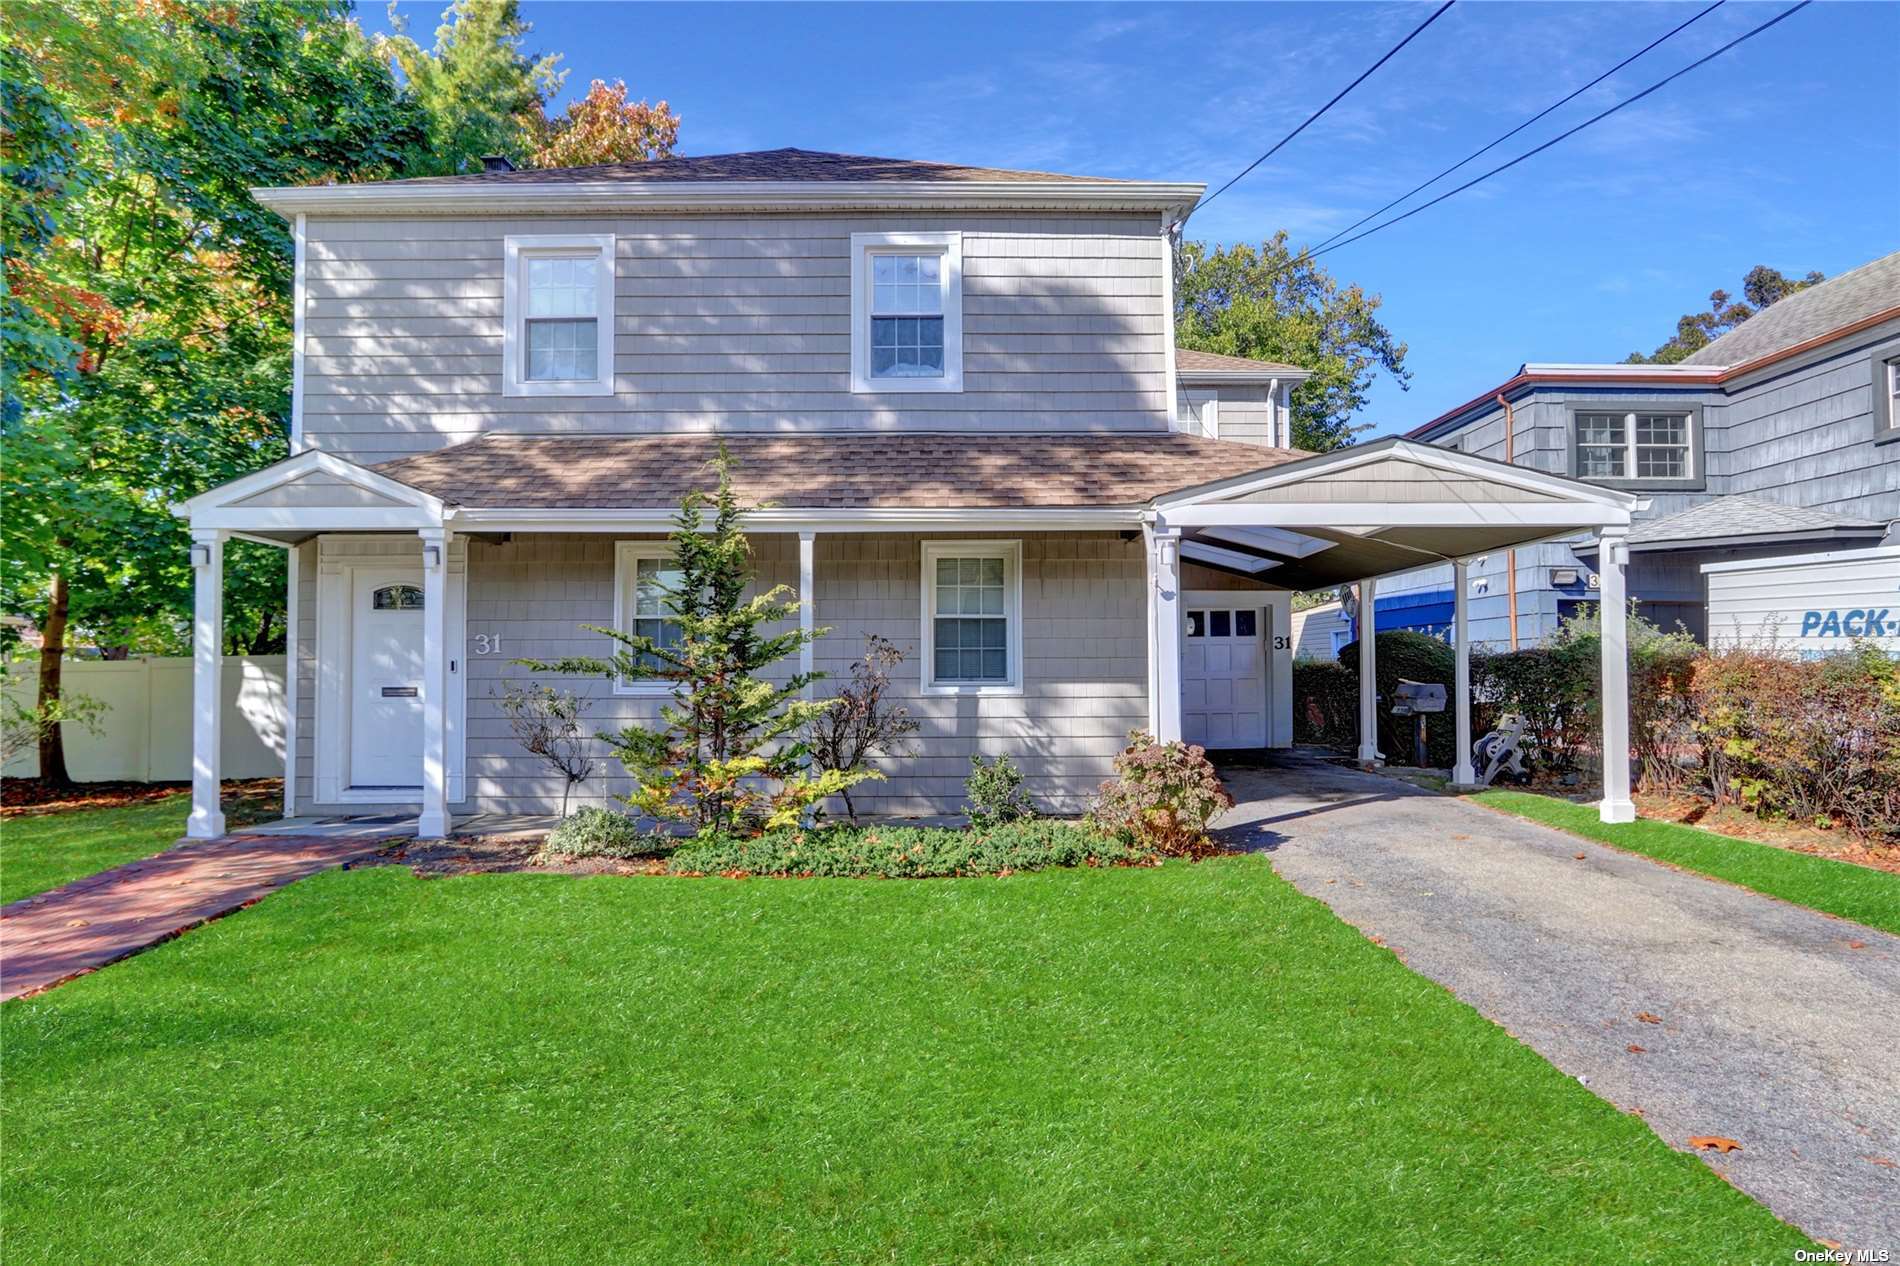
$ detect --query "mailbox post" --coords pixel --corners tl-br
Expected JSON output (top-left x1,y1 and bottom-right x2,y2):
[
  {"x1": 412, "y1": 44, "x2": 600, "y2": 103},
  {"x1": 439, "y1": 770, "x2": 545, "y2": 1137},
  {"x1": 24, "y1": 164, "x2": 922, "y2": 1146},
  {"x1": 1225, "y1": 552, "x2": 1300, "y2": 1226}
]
[{"x1": 1390, "y1": 679, "x2": 1448, "y2": 768}]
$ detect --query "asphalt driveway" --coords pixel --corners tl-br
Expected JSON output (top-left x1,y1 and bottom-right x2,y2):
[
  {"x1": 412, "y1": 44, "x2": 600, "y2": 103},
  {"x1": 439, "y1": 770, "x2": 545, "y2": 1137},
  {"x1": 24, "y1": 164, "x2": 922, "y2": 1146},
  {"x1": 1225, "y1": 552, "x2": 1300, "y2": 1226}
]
[{"x1": 1212, "y1": 753, "x2": 1899, "y2": 1251}]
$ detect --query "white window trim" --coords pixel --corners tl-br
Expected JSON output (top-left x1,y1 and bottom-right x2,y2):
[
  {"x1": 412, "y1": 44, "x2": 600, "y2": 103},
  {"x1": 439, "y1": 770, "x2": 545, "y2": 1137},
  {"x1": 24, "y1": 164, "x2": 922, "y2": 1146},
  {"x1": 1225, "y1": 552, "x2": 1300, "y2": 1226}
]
[
  {"x1": 1576, "y1": 409, "x2": 1695, "y2": 482},
  {"x1": 612, "y1": 541, "x2": 681, "y2": 696},
  {"x1": 850, "y1": 231, "x2": 963, "y2": 394},
  {"x1": 919, "y1": 539, "x2": 1022, "y2": 696},
  {"x1": 503, "y1": 233, "x2": 615, "y2": 398}
]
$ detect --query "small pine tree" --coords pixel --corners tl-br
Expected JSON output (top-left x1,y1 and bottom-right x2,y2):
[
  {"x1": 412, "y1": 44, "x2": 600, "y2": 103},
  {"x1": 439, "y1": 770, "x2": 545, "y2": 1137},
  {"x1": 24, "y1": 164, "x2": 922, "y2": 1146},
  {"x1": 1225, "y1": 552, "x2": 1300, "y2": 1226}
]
[{"x1": 523, "y1": 447, "x2": 867, "y2": 834}]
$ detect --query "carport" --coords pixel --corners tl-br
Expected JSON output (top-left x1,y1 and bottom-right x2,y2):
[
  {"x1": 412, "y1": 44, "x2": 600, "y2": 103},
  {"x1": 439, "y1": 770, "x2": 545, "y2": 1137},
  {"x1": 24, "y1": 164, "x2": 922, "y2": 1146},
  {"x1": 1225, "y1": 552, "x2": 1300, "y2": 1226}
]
[{"x1": 1142, "y1": 438, "x2": 1642, "y2": 822}]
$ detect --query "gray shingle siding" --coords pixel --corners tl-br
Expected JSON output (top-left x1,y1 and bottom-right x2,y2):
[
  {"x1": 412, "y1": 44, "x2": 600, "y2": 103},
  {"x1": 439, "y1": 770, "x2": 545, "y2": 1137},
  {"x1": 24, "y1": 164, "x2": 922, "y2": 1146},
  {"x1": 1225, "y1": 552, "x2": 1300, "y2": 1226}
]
[{"x1": 301, "y1": 212, "x2": 1173, "y2": 461}]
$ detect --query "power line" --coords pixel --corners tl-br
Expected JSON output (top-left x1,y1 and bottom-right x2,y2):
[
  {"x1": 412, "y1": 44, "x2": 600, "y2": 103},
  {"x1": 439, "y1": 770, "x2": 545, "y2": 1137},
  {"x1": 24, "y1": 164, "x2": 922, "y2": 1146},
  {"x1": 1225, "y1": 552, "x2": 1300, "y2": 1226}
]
[
  {"x1": 1307, "y1": 0, "x2": 1811, "y2": 262},
  {"x1": 1188, "y1": 0, "x2": 1456, "y2": 225},
  {"x1": 1301, "y1": 0, "x2": 1726, "y2": 258}
]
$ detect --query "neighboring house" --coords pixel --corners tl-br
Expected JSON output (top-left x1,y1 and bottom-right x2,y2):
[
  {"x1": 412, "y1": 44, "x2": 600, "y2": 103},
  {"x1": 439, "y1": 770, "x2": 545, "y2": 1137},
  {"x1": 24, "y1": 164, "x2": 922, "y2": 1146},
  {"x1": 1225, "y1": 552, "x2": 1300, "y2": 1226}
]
[
  {"x1": 1288, "y1": 599, "x2": 1350, "y2": 661},
  {"x1": 1384, "y1": 252, "x2": 1900, "y2": 647},
  {"x1": 179, "y1": 148, "x2": 1642, "y2": 836}
]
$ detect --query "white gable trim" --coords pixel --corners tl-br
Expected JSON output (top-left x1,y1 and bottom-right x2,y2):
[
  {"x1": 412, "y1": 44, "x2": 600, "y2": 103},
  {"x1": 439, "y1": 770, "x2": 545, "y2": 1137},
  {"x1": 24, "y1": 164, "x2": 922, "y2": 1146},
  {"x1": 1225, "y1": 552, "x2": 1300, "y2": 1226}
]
[
  {"x1": 176, "y1": 450, "x2": 446, "y2": 531},
  {"x1": 1153, "y1": 439, "x2": 1641, "y2": 512}
]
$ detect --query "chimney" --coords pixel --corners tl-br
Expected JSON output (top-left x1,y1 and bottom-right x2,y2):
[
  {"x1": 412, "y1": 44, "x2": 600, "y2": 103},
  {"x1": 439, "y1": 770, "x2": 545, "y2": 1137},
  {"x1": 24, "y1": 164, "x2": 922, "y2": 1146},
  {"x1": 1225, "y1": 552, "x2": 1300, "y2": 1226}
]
[{"x1": 480, "y1": 155, "x2": 516, "y2": 173}]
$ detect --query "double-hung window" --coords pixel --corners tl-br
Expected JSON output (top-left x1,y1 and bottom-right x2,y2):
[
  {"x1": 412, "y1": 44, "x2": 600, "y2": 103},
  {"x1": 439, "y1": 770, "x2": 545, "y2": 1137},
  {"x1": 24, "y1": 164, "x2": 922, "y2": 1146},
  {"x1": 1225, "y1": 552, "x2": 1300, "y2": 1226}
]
[
  {"x1": 503, "y1": 234, "x2": 615, "y2": 397},
  {"x1": 1572, "y1": 408, "x2": 1697, "y2": 484},
  {"x1": 613, "y1": 543, "x2": 685, "y2": 693},
  {"x1": 1875, "y1": 350, "x2": 1900, "y2": 437},
  {"x1": 921, "y1": 541, "x2": 1020, "y2": 693},
  {"x1": 851, "y1": 232, "x2": 962, "y2": 393}
]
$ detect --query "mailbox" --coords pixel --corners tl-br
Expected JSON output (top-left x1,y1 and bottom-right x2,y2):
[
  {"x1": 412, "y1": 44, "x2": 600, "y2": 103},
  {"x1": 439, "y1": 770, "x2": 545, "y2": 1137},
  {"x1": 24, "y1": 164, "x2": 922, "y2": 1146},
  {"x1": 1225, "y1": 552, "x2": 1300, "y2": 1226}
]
[{"x1": 1390, "y1": 679, "x2": 1446, "y2": 716}]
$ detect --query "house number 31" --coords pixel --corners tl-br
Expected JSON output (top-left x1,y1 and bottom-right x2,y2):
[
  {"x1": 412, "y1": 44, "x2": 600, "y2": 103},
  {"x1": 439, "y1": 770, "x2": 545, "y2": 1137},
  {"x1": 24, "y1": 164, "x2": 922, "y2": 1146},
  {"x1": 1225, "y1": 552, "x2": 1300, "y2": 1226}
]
[{"x1": 472, "y1": 634, "x2": 503, "y2": 655}]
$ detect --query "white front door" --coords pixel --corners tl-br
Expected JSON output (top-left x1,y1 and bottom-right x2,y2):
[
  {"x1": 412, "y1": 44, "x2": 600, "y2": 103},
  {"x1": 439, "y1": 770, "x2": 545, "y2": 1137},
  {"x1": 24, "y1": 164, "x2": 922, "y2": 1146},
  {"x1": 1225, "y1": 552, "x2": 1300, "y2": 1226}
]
[
  {"x1": 1182, "y1": 603, "x2": 1268, "y2": 749},
  {"x1": 350, "y1": 567, "x2": 425, "y2": 789}
]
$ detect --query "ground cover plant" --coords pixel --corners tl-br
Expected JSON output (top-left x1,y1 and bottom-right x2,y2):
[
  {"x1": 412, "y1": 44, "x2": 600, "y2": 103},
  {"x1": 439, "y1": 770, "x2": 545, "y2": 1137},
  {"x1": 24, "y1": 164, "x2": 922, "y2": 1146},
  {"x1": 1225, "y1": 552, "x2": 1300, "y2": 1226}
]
[
  {"x1": 1474, "y1": 789, "x2": 1900, "y2": 936},
  {"x1": 2, "y1": 858, "x2": 1809, "y2": 1263},
  {"x1": 0, "y1": 782, "x2": 280, "y2": 905}
]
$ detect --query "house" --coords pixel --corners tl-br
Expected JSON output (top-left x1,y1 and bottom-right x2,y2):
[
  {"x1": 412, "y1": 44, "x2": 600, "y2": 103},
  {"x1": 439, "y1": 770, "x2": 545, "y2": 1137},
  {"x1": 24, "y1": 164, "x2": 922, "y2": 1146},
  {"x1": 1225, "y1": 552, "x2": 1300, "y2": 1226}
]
[
  {"x1": 1383, "y1": 252, "x2": 1900, "y2": 647},
  {"x1": 1288, "y1": 598, "x2": 1351, "y2": 661},
  {"x1": 178, "y1": 148, "x2": 1642, "y2": 837}
]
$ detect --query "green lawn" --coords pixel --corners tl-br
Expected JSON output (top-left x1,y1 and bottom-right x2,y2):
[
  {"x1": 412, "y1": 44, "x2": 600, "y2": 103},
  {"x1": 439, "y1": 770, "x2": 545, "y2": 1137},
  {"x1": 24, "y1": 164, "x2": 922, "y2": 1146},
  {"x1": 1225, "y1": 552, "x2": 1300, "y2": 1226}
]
[
  {"x1": 3, "y1": 859, "x2": 1806, "y2": 1263},
  {"x1": 1, "y1": 794, "x2": 202, "y2": 905},
  {"x1": 1473, "y1": 790, "x2": 1900, "y2": 937}
]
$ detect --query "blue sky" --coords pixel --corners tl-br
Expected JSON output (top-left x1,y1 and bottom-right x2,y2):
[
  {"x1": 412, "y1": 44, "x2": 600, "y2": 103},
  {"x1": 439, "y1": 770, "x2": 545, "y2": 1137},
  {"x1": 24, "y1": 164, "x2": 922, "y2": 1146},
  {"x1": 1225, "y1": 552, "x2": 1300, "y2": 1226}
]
[{"x1": 363, "y1": 1, "x2": 1898, "y2": 436}]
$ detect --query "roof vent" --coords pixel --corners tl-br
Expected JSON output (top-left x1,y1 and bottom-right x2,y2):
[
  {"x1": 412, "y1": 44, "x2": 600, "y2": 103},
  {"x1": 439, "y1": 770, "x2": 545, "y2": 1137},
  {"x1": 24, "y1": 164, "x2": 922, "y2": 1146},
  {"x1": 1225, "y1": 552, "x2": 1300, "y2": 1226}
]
[{"x1": 480, "y1": 155, "x2": 516, "y2": 173}]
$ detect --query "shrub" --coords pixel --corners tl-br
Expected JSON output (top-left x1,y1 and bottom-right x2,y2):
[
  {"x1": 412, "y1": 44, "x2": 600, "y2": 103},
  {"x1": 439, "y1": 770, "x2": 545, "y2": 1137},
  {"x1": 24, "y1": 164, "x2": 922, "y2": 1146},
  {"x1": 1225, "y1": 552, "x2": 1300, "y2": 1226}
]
[
  {"x1": 666, "y1": 819, "x2": 1151, "y2": 879},
  {"x1": 1690, "y1": 643, "x2": 1899, "y2": 838},
  {"x1": 1090, "y1": 730, "x2": 1234, "y2": 856},
  {"x1": 803, "y1": 634, "x2": 916, "y2": 822},
  {"x1": 540, "y1": 806, "x2": 653, "y2": 860},
  {"x1": 1334, "y1": 631, "x2": 1459, "y2": 765},
  {"x1": 497, "y1": 683, "x2": 594, "y2": 817},
  {"x1": 965, "y1": 753, "x2": 1036, "y2": 827},
  {"x1": 1293, "y1": 659, "x2": 1356, "y2": 747}
]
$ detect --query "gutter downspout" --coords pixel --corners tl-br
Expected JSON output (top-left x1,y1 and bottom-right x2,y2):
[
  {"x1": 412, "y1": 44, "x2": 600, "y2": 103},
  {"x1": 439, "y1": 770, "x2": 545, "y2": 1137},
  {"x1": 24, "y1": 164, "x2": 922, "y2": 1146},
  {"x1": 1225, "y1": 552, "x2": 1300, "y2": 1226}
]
[{"x1": 1497, "y1": 392, "x2": 1520, "y2": 651}]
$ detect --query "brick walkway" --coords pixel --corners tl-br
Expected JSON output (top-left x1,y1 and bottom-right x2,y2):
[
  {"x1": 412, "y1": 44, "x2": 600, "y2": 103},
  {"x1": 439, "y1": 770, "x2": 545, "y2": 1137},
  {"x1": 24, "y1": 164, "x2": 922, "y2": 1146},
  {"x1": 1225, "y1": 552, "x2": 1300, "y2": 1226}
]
[{"x1": 1, "y1": 835, "x2": 388, "y2": 1001}]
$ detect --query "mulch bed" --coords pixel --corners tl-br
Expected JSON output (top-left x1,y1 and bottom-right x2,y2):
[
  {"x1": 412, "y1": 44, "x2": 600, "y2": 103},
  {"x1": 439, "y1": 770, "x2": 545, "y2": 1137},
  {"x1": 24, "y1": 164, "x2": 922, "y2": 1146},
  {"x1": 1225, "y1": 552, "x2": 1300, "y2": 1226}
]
[
  {"x1": 372, "y1": 835, "x2": 670, "y2": 880},
  {"x1": 2, "y1": 777, "x2": 284, "y2": 820},
  {"x1": 1635, "y1": 792, "x2": 1900, "y2": 876}
]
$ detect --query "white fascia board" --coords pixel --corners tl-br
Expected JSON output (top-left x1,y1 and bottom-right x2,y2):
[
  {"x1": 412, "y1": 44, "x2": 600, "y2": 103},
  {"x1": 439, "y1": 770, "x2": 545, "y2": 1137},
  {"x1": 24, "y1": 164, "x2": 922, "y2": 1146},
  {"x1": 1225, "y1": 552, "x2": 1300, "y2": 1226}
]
[
  {"x1": 188, "y1": 506, "x2": 444, "y2": 532},
  {"x1": 249, "y1": 179, "x2": 1208, "y2": 220},
  {"x1": 174, "y1": 449, "x2": 446, "y2": 520},
  {"x1": 1156, "y1": 502, "x2": 1634, "y2": 531},
  {"x1": 446, "y1": 505, "x2": 1143, "y2": 534}
]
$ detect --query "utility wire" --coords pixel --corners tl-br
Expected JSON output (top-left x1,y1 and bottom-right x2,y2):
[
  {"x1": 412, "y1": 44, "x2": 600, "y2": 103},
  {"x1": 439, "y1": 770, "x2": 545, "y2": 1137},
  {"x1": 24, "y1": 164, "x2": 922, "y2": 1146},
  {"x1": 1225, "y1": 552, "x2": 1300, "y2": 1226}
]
[
  {"x1": 1301, "y1": 0, "x2": 1726, "y2": 258},
  {"x1": 1188, "y1": 0, "x2": 1456, "y2": 225},
  {"x1": 1307, "y1": 0, "x2": 1811, "y2": 261}
]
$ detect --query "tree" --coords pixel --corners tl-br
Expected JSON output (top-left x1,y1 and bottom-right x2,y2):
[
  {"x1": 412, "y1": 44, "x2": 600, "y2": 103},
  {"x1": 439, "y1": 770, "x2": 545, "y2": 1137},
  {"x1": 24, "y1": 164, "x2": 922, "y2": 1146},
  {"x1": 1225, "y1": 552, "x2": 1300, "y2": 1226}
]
[
  {"x1": 531, "y1": 78, "x2": 678, "y2": 169},
  {"x1": 2, "y1": 0, "x2": 427, "y2": 781},
  {"x1": 376, "y1": 0, "x2": 563, "y2": 175},
  {"x1": 523, "y1": 450, "x2": 868, "y2": 834},
  {"x1": 1174, "y1": 233, "x2": 1410, "y2": 452},
  {"x1": 1626, "y1": 265, "x2": 1825, "y2": 364}
]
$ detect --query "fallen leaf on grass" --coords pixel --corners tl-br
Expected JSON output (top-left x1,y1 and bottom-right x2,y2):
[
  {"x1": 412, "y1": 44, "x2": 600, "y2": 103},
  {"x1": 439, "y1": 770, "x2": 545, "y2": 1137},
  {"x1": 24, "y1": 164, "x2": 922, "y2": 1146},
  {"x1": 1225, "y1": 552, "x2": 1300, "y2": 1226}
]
[
  {"x1": 1635, "y1": 1011, "x2": 1663, "y2": 1024},
  {"x1": 1688, "y1": 1136, "x2": 1742, "y2": 1153},
  {"x1": 1627, "y1": 1044, "x2": 1646, "y2": 1054}
]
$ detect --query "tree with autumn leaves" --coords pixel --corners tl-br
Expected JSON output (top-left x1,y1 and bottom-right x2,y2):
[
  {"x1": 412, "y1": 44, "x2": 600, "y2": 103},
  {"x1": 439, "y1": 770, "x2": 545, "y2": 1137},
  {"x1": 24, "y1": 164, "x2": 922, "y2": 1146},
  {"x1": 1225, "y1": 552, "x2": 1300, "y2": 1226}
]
[{"x1": 1, "y1": 0, "x2": 678, "y2": 784}]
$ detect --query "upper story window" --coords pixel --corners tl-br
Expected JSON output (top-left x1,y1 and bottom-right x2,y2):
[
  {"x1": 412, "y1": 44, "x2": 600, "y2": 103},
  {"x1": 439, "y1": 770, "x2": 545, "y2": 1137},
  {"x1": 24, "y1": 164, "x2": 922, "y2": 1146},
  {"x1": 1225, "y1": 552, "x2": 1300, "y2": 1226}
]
[
  {"x1": 503, "y1": 234, "x2": 615, "y2": 398},
  {"x1": 1875, "y1": 350, "x2": 1900, "y2": 437},
  {"x1": 1569, "y1": 406, "x2": 1701, "y2": 488},
  {"x1": 850, "y1": 231, "x2": 962, "y2": 394}
]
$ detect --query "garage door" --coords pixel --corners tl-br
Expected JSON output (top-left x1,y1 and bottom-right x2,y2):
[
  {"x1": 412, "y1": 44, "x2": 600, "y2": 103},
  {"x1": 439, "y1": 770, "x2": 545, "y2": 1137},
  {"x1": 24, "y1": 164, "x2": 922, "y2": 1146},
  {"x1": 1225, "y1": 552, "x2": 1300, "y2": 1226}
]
[{"x1": 1182, "y1": 605, "x2": 1267, "y2": 749}]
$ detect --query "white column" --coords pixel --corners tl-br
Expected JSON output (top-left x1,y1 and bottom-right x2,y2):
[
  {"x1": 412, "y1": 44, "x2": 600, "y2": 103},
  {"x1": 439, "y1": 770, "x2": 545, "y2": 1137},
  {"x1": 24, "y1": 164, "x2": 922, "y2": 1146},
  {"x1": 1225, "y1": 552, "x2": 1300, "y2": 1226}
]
[
  {"x1": 1357, "y1": 576, "x2": 1381, "y2": 766},
  {"x1": 187, "y1": 529, "x2": 227, "y2": 838},
  {"x1": 1597, "y1": 528, "x2": 1636, "y2": 823},
  {"x1": 1153, "y1": 528, "x2": 1184, "y2": 742},
  {"x1": 798, "y1": 531, "x2": 816, "y2": 699},
  {"x1": 282, "y1": 544, "x2": 299, "y2": 818},
  {"x1": 1451, "y1": 559, "x2": 1476, "y2": 787},
  {"x1": 1267, "y1": 377, "x2": 1282, "y2": 447},
  {"x1": 417, "y1": 527, "x2": 451, "y2": 839}
]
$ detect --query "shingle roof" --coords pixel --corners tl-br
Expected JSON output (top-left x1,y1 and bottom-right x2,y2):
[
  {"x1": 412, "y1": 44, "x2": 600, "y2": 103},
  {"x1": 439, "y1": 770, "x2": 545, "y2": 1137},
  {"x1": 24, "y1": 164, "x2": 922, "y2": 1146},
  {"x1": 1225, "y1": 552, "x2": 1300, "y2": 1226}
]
[
  {"x1": 1625, "y1": 494, "x2": 1886, "y2": 547},
  {"x1": 388, "y1": 147, "x2": 1131, "y2": 187},
  {"x1": 370, "y1": 433, "x2": 1301, "y2": 510},
  {"x1": 1681, "y1": 251, "x2": 1900, "y2": 366},
  {"x1": 1174, "y1": 348, "x2": 1305, "y2": 376}
]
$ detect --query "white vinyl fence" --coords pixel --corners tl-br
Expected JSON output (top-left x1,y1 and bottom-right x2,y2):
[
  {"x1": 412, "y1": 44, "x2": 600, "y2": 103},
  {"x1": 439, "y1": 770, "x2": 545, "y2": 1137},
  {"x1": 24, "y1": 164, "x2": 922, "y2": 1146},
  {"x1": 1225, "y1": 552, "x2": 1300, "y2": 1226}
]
[{"x1": 3, "y1": 656, "x2": 287, "y2": 782}]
